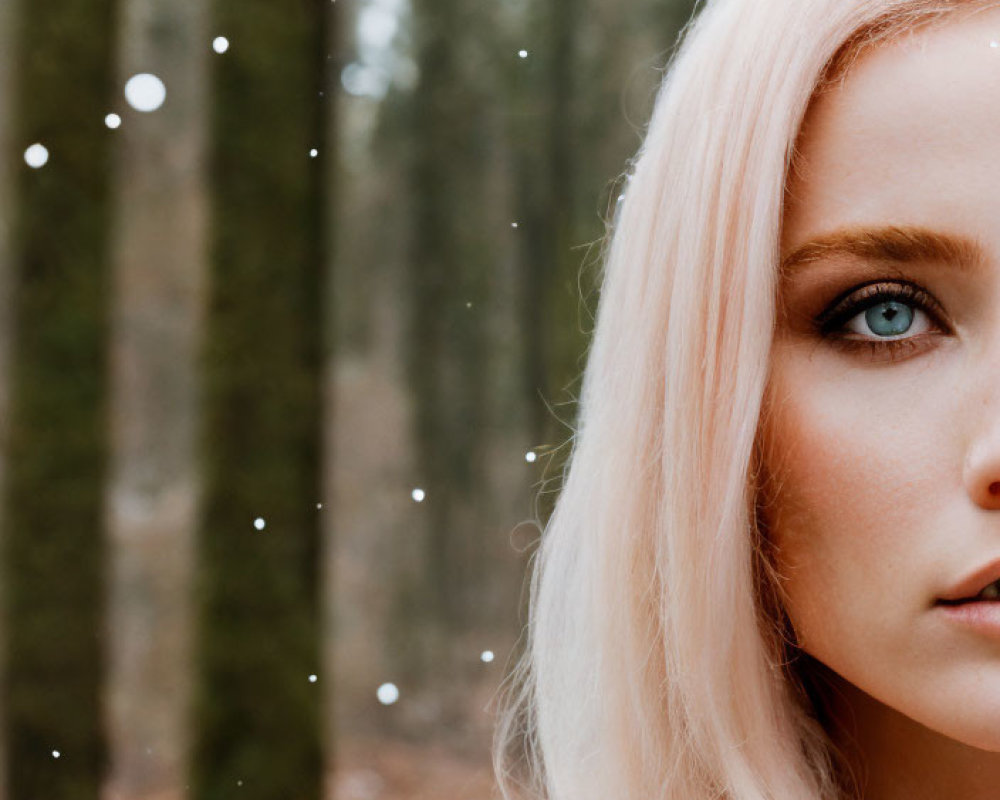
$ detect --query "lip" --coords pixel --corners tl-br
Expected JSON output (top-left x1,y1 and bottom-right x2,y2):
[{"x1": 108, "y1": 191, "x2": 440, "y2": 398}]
[
  {"x1": 936, "y1": 556, "x2": 1000, "y2": 604},
  {"x1": 936, "y1": 601, "x2": 1000, "y2": 637}
]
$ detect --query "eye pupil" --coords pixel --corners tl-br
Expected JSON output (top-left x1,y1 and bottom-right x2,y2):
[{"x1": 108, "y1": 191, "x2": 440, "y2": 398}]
[{"x1": 865, "y1": 300, "x2": 913, "y2": 336}]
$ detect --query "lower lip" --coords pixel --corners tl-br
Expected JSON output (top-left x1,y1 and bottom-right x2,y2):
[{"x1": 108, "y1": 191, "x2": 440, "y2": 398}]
[{"x1": 936, "y1": 600, "x2": 1000, "y2": 635}]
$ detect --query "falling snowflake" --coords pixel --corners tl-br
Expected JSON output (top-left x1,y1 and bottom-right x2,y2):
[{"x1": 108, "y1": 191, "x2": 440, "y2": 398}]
[
  {"x1": 124, "y1": 73, "x2": 166, "y2": 112},
  {"x1": 24, "y1": 144, "x2": 48, "y2": 168},
  {"x1": 376, "y1": 682, "x2": 399, "y2": 705}
]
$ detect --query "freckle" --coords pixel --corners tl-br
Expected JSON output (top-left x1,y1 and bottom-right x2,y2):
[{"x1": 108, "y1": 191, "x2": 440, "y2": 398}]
[{"x1": 989, "y1": 481, "x2": 1000, "y2": 495}]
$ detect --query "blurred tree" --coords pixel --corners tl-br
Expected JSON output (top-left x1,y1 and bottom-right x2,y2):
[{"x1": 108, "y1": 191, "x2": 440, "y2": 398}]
[
  {"x1": 0, "y1": 0, "x2": 18, "y2": 796},
  {"x1": 329, "y1": 0, "x2": 537, "y2": 753},
  {"x1": 327, "y1": 0, "x2": 433, "y2": 748},
  {"x1": 193, "y1": 0, "x2": 326, "y2": 798},
  {"x1": 508, "y1": 0, "x2": 584, "y2": 532},
  {"x1": 3, "y1": 0, "x2": 116, "y2": 797},
  {"x1": 327, "y1": 0, "x2": 701, "y2": 766},
  {"x1": 103, "y1": 1, "x2": 209, "y2": 799},
  {"x1": 392, "y1": 0, "x2": 534, "y2": 744},
  {"x1": 511, "y1": 0, "x2": 700, "y2": 525},
  {"x1": 319, "y1": 0, "x2": 343, "y2": 791},
  {"x1": 0, "y1": 0, "x2": 702, "y2": 795}
]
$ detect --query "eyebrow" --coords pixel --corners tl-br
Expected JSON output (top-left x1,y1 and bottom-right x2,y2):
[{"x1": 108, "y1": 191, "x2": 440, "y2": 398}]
[{"x1": 779, "y1": 224, "x2": 987, "y2": 277}]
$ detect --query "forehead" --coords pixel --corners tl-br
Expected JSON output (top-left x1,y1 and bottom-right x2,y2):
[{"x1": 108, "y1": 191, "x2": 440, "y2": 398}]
[{"x1": 781, "y1": 5, "x2": 1000, "y2": 256}]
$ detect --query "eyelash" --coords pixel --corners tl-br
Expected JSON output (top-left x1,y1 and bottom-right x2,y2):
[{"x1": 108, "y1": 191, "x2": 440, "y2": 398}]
[{"x1": 815, "y1": 280, "x2": 949, "y2": 363}]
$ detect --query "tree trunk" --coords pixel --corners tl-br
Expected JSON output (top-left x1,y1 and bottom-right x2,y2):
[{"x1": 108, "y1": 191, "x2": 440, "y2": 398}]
[
  {"x1": 4, "y1": 0, "x2": 116, "y2": 796},
  {"x1": 102, "y1": 1, "x2": 209, "y2": 798},
  {"x1": 193, "y1": 0, "x2": 325, "y2": 797},
  {"x1": 0, "y1": 1, "x2": 19, "y2": 797},
  {"x1": 320, "y1": 0, "x2": 342, "y2": 792}
]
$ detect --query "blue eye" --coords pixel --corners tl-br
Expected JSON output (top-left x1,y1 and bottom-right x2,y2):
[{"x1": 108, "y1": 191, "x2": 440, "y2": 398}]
[
  {"x1": 855, "y1": 300, "x2": 913, "y2": 337},
  {"x1": 815, "y1": 281, "x2": 949, "y2": 362}
]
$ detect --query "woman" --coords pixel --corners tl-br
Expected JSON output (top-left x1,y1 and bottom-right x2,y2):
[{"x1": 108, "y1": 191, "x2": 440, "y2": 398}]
[{"x1": 492, "y1": 0, "x2": 1000, "y2": 798}]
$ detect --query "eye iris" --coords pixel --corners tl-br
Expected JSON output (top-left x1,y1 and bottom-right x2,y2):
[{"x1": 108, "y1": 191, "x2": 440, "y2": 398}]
[{"x1": 864, "y1": 300, "x2": 913, "y2": 337}]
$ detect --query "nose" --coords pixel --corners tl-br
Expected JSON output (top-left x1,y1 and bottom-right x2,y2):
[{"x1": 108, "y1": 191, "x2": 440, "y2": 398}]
[
  {"x1": 964, "y1": 419, "x2": 1000, "y2": 509},
  {"x1": 961, "y1": 321, "x2": 1000, "y2": 508}
]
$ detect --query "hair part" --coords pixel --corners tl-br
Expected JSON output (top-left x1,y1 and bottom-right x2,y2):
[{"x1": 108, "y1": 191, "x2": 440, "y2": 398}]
[{"x1": 492, "y1": 2, "x2": 1000, "y2": 798}]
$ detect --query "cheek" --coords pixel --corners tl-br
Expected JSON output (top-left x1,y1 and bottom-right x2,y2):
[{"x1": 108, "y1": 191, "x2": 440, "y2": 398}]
[{"x1": 760, "y1": 350, "x2": 948, "y2": 656}]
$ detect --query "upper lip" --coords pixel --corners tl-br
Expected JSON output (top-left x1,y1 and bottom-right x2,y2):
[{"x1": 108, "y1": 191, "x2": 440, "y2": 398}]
[{"x1": 937, "y1": 556, "x2": 1000, "y2": 604}]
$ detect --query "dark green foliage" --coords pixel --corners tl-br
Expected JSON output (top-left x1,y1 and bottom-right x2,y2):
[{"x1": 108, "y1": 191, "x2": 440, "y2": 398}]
[
  {"x1": 192, "y1": 0, "x2": 326, "y2": 798},
  {"x1": 3, "y1": 0, "x2": 117, "y2": 796}
]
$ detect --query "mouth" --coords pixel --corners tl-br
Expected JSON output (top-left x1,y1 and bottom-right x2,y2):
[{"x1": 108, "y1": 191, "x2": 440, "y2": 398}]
[
  {"x1": 936, "y1": 593, "x2": 1000, "y2": 638},
  {"x1": 936, "y1": 557, "x2": 1000, "y2": 605},
  {"x1": 936, "y1": 594, "x2": 1000, "y2": 607}
]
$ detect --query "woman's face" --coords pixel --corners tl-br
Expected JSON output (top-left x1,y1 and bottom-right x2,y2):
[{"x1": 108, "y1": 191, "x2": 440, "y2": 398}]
[{"x1": 765, "y1": 4, "x2": 1000, "y2": 791}]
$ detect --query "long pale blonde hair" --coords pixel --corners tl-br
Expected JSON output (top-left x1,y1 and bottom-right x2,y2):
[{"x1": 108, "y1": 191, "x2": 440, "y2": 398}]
[{"x1": 491, "y1": 1, "x2": 999, "y2": 798}]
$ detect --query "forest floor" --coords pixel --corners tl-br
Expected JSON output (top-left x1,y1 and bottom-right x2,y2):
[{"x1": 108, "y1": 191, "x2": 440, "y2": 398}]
[{"x1": 330, "y1": 735, "x2": 498, "y2": 800}]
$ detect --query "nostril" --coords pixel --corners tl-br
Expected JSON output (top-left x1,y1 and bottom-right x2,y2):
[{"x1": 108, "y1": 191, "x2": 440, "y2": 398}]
[{"x1": 990, "y1": 481, "x2": 1000, "y2": 496}]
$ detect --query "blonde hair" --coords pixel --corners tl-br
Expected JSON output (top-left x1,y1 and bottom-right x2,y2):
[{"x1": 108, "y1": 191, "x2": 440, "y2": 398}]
[{"x1": 491, "y1": 1, "x2": 1000, "y2": 798}]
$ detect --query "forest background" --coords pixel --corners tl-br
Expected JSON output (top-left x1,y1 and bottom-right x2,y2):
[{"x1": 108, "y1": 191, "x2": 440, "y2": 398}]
[{"x1": 0, "y1": 0, "x2": 699, "y2": 797}]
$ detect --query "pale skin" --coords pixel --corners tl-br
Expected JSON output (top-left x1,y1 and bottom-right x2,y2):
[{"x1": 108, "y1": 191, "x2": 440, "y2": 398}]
[{"x1": 763, "y1": 6, "x2": 1000, "y2": 800}]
